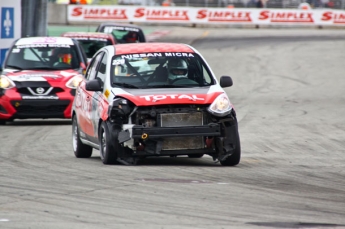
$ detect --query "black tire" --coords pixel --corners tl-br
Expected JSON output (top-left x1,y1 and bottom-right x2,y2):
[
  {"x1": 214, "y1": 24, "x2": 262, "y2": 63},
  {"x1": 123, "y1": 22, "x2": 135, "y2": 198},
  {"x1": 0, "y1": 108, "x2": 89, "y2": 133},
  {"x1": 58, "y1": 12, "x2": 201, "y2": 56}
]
[
  {"x1": 0, "y1": 120, "x2": 6, "y2": 125},
  {"x1": 219, "y1": 122, "x2": 241, "y2": 166},
  {"x1": 188, "y1": 154, "x2": 204, "y2": 158},
  {"x1": 99, "y1": 121, "x2": 118, "y2": 165},
  {"x1": 72, "y1": 116, "x2": 93, "y2": 158}
]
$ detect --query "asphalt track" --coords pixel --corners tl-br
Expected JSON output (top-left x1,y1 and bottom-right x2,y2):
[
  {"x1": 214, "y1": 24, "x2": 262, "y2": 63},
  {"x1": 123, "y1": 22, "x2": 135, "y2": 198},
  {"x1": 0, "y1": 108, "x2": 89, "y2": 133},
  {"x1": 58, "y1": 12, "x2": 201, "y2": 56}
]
[{"x1": 1, "y1": 26, "x2": 345, "y2": 229}]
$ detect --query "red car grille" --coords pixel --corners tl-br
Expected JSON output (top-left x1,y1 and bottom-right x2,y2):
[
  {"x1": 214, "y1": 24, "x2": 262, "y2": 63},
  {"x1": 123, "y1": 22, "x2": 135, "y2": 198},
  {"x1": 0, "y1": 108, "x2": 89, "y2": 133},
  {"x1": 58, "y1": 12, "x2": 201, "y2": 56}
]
[{"x1": 11, "y1": 100, "x2": 70, "y2": 118}]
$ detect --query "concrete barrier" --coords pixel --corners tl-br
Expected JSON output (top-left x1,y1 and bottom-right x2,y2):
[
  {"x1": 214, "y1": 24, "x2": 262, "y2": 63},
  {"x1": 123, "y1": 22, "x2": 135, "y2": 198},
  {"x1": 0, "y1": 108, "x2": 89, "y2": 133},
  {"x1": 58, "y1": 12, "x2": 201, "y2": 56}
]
[{"x1": 48, "y1": 3, "x2": 68, "y2": 24}]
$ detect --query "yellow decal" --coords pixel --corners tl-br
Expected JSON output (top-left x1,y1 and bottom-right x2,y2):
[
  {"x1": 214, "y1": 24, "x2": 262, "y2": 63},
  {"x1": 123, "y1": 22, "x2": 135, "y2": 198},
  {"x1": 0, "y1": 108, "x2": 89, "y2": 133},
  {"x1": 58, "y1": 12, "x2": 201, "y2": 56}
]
[{"x1": 104, "y1": 89, "x2": 110, "y2": 98}]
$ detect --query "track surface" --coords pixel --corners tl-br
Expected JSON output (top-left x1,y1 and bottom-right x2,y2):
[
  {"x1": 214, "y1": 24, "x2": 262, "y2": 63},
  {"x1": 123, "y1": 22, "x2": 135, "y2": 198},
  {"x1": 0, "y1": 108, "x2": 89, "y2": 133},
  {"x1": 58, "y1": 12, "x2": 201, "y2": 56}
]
[{"x1": 1, "y1": 27, "x2": 345, "y2": 229}]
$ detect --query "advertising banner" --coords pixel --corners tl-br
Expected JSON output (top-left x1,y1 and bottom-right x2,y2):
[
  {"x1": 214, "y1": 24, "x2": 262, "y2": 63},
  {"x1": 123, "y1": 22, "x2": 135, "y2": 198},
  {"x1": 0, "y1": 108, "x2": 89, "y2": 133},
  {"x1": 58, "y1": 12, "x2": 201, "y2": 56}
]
[
  {"x1": 0, "y1": 0, "x2": 21, "y2": 67},
  {"x1": 67, "y1": 5, "x2": 345, "y2": 26}
]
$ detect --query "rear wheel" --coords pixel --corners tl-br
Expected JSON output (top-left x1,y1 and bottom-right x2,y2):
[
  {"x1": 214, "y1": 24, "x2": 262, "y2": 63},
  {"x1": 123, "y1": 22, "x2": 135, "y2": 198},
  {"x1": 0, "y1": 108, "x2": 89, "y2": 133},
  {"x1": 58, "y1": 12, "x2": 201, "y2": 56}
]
[
  {"x1": 0, "y1": 120, "x2": 6, "y2": 125},
  {"x1": 99, "y1": 121, "x2": 118, "y2": 165},
  {"x1": 72, "y1": 116, "x2": 93, "y2": 158}
]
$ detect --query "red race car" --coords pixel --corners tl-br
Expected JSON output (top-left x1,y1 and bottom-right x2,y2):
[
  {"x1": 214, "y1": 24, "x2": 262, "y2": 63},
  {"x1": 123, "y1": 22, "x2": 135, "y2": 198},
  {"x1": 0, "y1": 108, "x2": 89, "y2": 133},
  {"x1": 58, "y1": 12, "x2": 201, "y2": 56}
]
[
  {"x1": 0, "y1": 37, "x2": 88, "y2": 124},
  {"x1": 95, "y1": 23, "x2": 146, "y2": 43},
  {"x1": 61, "y1": 32, "x2": 116, "y2": 61},
  {"x1": 72, "y1": 43, "x2": 241, "y2": 166}
]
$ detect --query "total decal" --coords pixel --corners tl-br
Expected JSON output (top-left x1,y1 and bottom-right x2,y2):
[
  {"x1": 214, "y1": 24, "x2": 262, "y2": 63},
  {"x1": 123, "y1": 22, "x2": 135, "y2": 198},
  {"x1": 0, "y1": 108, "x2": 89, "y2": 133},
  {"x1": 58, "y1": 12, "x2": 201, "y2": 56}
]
[
  {"x1": 114, "y1": 91, "x2": 222, "y2": 106},
  {"x1": 139, "y1": 94, "x2": 205, "y2": 102}
]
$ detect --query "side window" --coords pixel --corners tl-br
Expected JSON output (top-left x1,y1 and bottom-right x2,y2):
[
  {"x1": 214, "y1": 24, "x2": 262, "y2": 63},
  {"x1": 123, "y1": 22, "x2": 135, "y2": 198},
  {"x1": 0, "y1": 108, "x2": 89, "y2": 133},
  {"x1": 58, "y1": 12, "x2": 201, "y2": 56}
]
[
  {"x1": 96, "y1": 52, "x2": 107, "y2": 84},
  {"x1": 202, "y1": 65, "x2": 212, "y2": 84},
  {"x1": 85, "y1": 52, "x2": 104, "y2": 80}
]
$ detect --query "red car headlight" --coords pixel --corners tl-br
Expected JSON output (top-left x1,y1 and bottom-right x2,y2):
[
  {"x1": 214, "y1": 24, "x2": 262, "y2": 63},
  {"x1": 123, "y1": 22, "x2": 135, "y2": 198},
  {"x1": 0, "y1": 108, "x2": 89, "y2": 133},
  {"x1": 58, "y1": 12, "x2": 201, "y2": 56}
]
[{"x1": 0, "y1": 75, "x2": 15, "y2": 89}]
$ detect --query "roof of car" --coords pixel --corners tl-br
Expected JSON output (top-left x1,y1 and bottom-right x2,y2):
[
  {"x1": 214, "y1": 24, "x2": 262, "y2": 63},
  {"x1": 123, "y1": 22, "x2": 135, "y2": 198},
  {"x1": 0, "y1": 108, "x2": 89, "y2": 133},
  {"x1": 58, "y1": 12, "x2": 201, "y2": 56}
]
[
  {"x1": 114, "y1": 43, "x2": 195, "y2": 55},
  {"x1": 15, "y1": 37, "x2": 75, "y2": 45},
  {"x1": 61, "y1": 32, "x2": 114, "y2": 39},
  {"x1": 99, "y1": 22, "x2": 143, "y2": 29}
]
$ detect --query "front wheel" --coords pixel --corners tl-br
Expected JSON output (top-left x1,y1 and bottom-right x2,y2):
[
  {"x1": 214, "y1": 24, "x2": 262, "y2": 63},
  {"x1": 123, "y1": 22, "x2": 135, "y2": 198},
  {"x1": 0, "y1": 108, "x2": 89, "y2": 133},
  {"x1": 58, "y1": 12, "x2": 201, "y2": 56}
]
[
  {"x1": 219, "y1": 121, "x2": 241, "y2": 166},
  {"x1": 219, "y1": 147, "x2": 241, "y2": 166},
  {"x1": 99, "y1": 121, "x2": 118, "y2": 165},
  {"x1": 72, "y1": 116, "x2": 93, "y2": 158}
]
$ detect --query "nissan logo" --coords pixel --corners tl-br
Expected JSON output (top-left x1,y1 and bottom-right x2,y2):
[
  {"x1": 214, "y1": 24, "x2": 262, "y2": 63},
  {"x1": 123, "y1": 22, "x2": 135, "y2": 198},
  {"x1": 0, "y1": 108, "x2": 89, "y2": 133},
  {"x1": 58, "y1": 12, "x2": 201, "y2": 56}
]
[{"x1": 36, "y1": 87, "x2": 45, "y2": 94}]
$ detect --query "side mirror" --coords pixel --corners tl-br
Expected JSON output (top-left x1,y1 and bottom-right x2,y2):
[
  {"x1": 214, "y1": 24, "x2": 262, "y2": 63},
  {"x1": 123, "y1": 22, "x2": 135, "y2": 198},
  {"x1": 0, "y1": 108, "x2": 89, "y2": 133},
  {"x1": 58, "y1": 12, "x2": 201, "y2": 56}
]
[
  {"x1": 219, "y1": 76, "x2": 233, "y2": 88},
  {"x1": 86, "y1": 79, "x2": 102, "y2": 91}
]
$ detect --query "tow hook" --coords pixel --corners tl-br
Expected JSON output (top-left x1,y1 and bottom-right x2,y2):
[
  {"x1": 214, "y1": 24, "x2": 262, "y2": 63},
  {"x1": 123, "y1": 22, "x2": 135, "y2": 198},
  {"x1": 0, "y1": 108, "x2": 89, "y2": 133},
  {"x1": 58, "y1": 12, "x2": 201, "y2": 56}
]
[{"x1": 141, "y1": 133, "x2": 148, "y2": 140}]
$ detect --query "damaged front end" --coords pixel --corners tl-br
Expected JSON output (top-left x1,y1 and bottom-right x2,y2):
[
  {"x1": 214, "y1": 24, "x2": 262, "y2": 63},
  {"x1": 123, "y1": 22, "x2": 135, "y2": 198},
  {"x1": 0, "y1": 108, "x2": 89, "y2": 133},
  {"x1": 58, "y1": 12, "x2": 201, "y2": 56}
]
[{"x1": 106, "y1": 97, "x2": 241, "y2": 166}]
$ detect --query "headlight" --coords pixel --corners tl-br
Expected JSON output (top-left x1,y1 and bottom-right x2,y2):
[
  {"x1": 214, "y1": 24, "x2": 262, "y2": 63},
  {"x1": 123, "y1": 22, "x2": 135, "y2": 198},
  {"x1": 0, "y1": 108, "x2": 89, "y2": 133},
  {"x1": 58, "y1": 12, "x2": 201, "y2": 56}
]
[
  {"x1": 207, "y1": 93, "x2": 232, "y2": 117},
  {"x1": 0, "y1": 75, "x2": 15, "y2": 89},
  {"x1": 66, "y1": 75, "x2": 83, "y2": 89}
]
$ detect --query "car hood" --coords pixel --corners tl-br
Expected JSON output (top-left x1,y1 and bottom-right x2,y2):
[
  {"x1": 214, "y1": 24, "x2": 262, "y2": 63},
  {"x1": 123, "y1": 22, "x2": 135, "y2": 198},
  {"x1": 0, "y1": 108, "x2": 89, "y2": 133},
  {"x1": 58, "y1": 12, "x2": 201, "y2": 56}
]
[
  {"x1": 111, "y1": 86, "x2": 223, "y2": 106},
  {"x1": 3, "y1": 69, "x2": 80, "y2": 83}
]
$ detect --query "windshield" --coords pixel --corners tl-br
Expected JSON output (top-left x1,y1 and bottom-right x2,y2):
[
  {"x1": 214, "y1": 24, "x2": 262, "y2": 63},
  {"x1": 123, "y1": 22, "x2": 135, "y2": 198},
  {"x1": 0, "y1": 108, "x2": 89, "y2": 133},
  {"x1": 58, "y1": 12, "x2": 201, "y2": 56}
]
[
  {"x1": 111, "y1": 52, "x2": 215, "y2": 89},
  {"x1": 78, "y1": 39, "x2": 112, "y2": 58},
  {"x1": 5, "y1": 44, "x2": 81, "y2": 70},
  {"x1": 102, "y1": 26, "x2": 143, "y2": 43}
]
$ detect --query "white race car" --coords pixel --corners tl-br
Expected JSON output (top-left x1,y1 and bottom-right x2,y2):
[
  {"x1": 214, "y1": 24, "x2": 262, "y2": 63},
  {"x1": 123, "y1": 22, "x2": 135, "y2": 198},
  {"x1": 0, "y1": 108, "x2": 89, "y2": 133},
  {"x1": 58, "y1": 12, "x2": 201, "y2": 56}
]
[{"x1": 72, "y1": 42, "x2": 241, "y2": 166}]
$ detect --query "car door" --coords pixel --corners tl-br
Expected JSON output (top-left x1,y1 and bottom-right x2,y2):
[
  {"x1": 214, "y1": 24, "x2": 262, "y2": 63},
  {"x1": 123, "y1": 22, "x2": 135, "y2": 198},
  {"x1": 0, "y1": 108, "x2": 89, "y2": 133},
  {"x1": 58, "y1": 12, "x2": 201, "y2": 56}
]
[
  {"x1": 77, "y1": 52, "x2": 103, "y2": 139},
  {"x1": 88, "y1": 51, "x2": 109, "y2": 143}
]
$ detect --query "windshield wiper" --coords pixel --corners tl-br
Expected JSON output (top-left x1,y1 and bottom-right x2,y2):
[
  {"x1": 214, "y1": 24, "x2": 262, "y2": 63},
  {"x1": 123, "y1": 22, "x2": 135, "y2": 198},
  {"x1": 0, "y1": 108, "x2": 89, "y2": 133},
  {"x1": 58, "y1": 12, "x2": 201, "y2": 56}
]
[
  {"x1": 25, "y1": 67, "x2": 59, "y2": 70},
  {"x1": 5, "y1": 65, "x2": 23, "y2": 70},
  {"x1": 112, "y1": 82, "x2": 140, "y2": 89}
]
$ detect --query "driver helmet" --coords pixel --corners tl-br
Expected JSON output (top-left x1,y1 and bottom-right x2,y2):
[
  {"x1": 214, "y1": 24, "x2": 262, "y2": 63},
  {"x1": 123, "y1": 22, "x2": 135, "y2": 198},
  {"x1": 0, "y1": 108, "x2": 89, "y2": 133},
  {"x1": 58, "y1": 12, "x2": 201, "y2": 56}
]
[
  {"x1": 167, "y1": 59, "x2": 188, "y2": 81},
  {"x1": 59, "y1": 53, "x2": 72, "y2": 64},
  {"x1": 125, "y1": 32, "x2": 138, "y2": 43},
  {"x1": 55, "y1": 48, "x2": 72, "y2": 65}
]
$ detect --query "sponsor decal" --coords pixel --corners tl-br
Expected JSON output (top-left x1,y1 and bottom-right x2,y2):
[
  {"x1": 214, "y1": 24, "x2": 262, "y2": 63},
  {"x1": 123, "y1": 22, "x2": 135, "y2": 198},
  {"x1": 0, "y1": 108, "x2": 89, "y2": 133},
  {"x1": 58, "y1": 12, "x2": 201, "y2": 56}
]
[
  {"x1": 16, "y1": 44, "x2": 71, "y2": 48},
  {"x1": 71, "y1": 37, "x2": 108, "y2": 41},
  {"x1": 321, "y1": 11, "x2": 345, "y2": 24},
  {"x1": 22, "y1": 96, "x2": 59, "y2": 100},
  {"x1": 134, "y1": 8, "x2": 189, "y2": 21},
  {"x1": 119, "y1": 52, "x2": 194, "y2": 60},
  {"x1": 139, "y1": 94, "x2": 204, "y2": 102},
  {"x1": 104, "y1": 89, "x2": 110, "y2": 98},
  {"x1": 72, "y1": 7, "x2": 128, "y2": 20},
  {"x1": 259, "y1": 10, "x2": 314, "y2": 23},
  {"x1": 16, "y1": 37, "x2": 74, "y2": 46},
  {"x1": 197, "y1": 9, "x2": 252, "y2": 22},
  {"x1": 16, "y1": 74, "x2": 60, "y2": 80},
  {"x1": 103, "y1": 26, "x2": 139, "y2": 33},
  {"x1": 112, "y1": 59, "x2": 125, "y2": 65}
]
